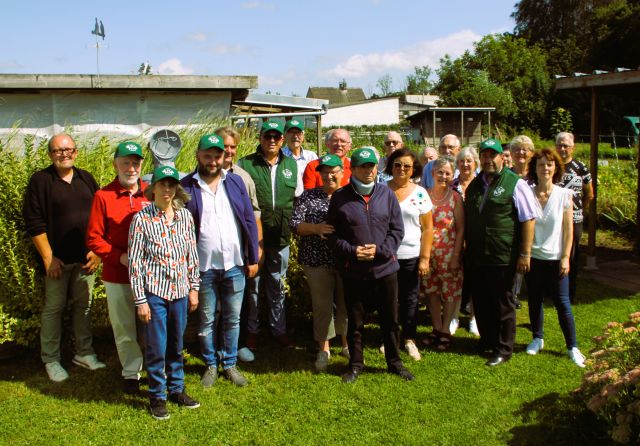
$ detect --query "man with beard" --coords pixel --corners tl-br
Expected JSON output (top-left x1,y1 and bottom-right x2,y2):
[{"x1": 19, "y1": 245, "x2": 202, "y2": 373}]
[
  {"x1": 180, "y1": 134, "x2": 259, "y2": 387},
  {"x1": 87, "y1": 141, "x2": 149, "y2": 394}
]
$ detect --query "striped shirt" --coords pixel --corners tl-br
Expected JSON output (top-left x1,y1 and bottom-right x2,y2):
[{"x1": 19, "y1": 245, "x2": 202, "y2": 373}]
[{"x1": 128, "y1": 204, "x2": 200, "y2": 305}]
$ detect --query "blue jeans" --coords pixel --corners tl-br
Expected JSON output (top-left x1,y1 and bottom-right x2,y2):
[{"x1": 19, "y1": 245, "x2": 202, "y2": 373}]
[
  {"x1": 247, "y1": 245, "x2": 289, "y2": 336},
  {"x1": 525, "y1": 258, "x2": 578, "y2": 349},
  {"x1": 145, "y1": 293, "x2": 187, "y2": 400},
  {"x1": 198, "y1": 266, "x2": 245, "y2": 369}
]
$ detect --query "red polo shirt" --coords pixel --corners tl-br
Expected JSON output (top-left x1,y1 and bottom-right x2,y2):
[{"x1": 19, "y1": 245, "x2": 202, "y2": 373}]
[
  {"x1": 86, "y1": 178, "x2": 150, "y2": 284},
  {"x1": 302, "y1": 156, "x2": 351, "y2": 189}
]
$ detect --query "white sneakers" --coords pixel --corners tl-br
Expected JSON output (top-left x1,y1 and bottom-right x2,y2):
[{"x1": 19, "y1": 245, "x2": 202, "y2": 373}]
[
  {"x1": 449, "y1": 318, "x2": 459, "y2": 335},
  {"x1": 405, "y1": 340, "x2": 422, "y2": 361},
  {"x1": 469, "y1": 318, "x2": 480, "y2": 337},
  {"x1": 567, "y1": 347, "x2": 586, "y2": 368},
  {"x1": 72, "y1": 354, "x2": 106, "y2": 370},
  {"x1": 45, "y1": 361, "x2": 69, "y2": 382},
  {"x1": 526, "y1": 338, "x2": 544, "y2": 355}
]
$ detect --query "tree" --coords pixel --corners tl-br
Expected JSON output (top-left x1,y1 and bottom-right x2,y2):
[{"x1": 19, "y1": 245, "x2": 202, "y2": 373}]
[
  {"x1": 138, "y1": 61, "x2": 152, "y2": 75},
  {"x1": 376, "y1": 74, "x2": 394, "y2": 97},
  {"x1": 434, "y1": 34, "x2": 551, "y2": 132},
  {"x1": 405, "y1": 65, "x2": 433, "y2": 95}
]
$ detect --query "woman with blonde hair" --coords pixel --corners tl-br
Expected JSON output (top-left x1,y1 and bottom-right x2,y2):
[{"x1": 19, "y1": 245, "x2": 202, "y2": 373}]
[{"x1": 510, "y1": 135, "x2": 534, "y2": 178}]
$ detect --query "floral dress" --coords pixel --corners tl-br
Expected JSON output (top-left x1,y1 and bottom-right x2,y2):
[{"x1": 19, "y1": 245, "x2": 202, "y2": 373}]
[{"x1": 420, "y1": 190, "x2": 463, "y2": 303}]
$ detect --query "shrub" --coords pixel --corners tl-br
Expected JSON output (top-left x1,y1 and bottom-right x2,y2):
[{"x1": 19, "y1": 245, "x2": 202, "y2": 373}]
[{"x1": 576, "y1": 312, "x2": 640, "y2": 444}]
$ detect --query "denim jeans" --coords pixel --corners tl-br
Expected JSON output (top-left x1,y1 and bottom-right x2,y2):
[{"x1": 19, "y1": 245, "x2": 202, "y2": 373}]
[
  {"x1": 525, "y1": 258, "x2": 578, "y2": 349},
  {"x1": 41, "y1": 263, "x2": 95, "y2": 363},
  {"x1": 198, "y1": 266, "x2": 245, "y2": 369},
  {"x1": 145, "y1": 293, "x2": 187, "y2": 400},
  {"x1": 247, "y1": 245, "x2": 290, "y2": 336}
]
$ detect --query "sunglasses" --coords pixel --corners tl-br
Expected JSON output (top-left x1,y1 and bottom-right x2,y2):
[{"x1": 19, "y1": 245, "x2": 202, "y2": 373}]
[
  {"x1": 262, "y1": 133, "x2": 283, "y2": 141},
  {"x1": 393, "y1": 162, "x2": 413, "y2": 170}
]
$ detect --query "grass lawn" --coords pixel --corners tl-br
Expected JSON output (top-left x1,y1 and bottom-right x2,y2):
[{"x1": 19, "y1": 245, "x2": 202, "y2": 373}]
[{"x1": 0, "y1": 275, "x2": 638, "y2": 446}]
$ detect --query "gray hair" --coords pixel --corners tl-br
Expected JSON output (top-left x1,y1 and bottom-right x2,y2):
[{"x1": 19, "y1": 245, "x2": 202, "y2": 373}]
[
  {"x1": 440, "y1": 134, "x2": 461, "y2": 147},
  {"x1": 456, "y1": 146, "x2": 479, "y2": 167},
  {"x1": 324, "y1": 128, "x2": 351, "y2": 145},
  {"x1": 555, "y1": 132, "x2": 574, "y2": 146},
  {"x1": 432, "y1": 155, "x2": 455, "y2": 172},
  {"x1": 510, "y1": 135, "x2": 534, "y2": 152}
]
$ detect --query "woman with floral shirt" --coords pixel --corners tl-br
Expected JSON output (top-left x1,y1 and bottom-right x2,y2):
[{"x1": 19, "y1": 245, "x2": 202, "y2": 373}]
[
  {"x1": 291, "y1": 154, "x2": 349, "y2": 372},
  {"x1": 421, "y1": 156, "x2": 464, "y2": 351},
  {"x1": 128, "y1": 166, "x2": 200, "y2": 420}
]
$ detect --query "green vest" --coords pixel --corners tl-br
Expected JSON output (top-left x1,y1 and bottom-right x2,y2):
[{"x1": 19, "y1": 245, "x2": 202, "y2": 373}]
[
  {"x1": 238, "y1": 148, "x2": 298, "y2": 248},
  {"x1": 464, "y1": 168, "x2": 521, "y2": 267}
]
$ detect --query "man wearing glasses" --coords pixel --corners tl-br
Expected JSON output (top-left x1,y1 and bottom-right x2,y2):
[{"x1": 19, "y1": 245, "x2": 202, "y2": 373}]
[
  {"x1": 377, "y1": 131, "x2": 404, "y2": 183},
  {"x1": 23, "y1": 133, "x2": 105, "y2": 382},
  {"x1": 420, "y1": 134, "x2": 461, "y2": 190},
  {"x1": 302, "y1": 128, "x2": 353, "y2": 189},
  {"x1": 555, "y1": 132, "x2": 593, "y2": 303},
  {"x1": 238, "y1": 120, "x2": 302, "y2": 349}
]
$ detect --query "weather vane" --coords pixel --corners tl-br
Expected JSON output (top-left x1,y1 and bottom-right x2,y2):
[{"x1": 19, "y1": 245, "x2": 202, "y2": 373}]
[{"x1": 91, "y1": 18, "x2": 105, "y2": 87}]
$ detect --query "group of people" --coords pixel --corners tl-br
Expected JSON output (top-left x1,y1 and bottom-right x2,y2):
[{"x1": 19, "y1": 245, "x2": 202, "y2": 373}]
[{"x1": 23, "y1": 122, "x2": 591, "y2": 419}]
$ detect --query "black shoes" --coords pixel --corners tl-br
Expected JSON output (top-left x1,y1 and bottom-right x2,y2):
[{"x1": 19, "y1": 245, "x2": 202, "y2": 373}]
[
  {"x1": 123, "y1": 378, "x2": 140, "y2": 395},
  {"x1": 341, "y1": 368, "x2": 360, "y2": 384},
  {"x1": 168, "y1": 391, "x2": 201, "y2": 409},
  {"x1": 485, "y1": 355, "x2": 510, "y2": 367},
  {"x1": 514, "y1": 297, "x2": 522, "y2": 309},
  {"x1": 150, "y1": 398, "x2": 169, "y2": 420},
  {"x1": 390, "y1": 367, "x2": 416, "y2": 381}
]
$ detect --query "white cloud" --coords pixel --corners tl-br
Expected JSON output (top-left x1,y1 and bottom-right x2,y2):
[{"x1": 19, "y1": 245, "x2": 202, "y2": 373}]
[
  {"x1": 241, "y1": 1, "x2": 275, "y2": 10},
  {"x1": 157, "y1": 58, "x2": 193, "y2": 75},
  {"x1": 188, "y1": 32, "x2": 208, "y2": 42},
  {"x1": 321, "y1": 30, "x2": 481, "y2": 79},
  {"x1": 206, "y1": 43, "x2": 248, "y2": 55}
]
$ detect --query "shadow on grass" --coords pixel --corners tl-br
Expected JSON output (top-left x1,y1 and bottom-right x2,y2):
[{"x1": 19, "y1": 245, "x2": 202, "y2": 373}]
[{"x1": 508, "y1": 392, "x2": 612, "y2": 446}]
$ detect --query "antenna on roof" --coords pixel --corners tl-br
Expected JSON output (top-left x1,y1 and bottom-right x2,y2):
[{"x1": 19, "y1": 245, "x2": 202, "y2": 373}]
[{"x1": 90, "y1": 18, "x2": 106, "y2": 87}]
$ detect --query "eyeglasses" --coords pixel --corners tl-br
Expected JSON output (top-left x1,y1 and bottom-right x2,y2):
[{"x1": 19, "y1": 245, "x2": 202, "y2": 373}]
[
  {"x1": 50, "y1": 148, "x2": 76, "y2": 156},
  {"x1": 262, "y1": 133, "x2": 283, "y2": 141},
  {"x1": 319, "y1": 169, "x2": 342, "y2": 177},
  {"x1": 393, "y1": 162, "x2": 413, "y2": 170},
  {"x1": 440, "y1": 144, "x2": 457, "y2": 150},
  {"x1": 384, "y1": 140, "x2": 402, "y2": 146}
]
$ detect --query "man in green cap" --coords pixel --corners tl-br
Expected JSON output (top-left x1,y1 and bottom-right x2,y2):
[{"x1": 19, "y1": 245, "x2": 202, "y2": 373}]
[
  {"x1": 464, "y1": 138, "x2": 537, "y2": 367},
  {"x1": 237, "y1": 120, "x2": 302, "y2": 348},
  {"x1": 327, "y1": 147, "x2": 415, "y2": 383},
  {"x1": 282, "y1": 119, "x2": 318, "y2": 185},
  {"x1": 87, "y1": 141, "x2": 150, "y2": 393}
]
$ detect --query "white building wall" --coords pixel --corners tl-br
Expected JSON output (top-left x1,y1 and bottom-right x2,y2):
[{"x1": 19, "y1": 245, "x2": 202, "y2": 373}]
[{"x1": 322, "y1": 98, "x2": 399, "y2": 127}]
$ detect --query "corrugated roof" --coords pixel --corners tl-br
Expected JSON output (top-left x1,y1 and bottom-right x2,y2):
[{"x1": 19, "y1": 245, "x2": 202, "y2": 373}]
[{"x1": 306, "y1": 87, "x2": 366, "y2": 104}]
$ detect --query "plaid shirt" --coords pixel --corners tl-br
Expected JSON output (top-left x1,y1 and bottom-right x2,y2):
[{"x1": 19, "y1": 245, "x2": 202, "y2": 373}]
[{"x1": 128, "y1": 204, "x2": 200, "y2": 305}]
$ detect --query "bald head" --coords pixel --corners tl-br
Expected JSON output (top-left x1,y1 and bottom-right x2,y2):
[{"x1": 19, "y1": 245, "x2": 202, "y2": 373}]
[{"x1": 439, "y1": 134, "x2": 461, "y2": 156}]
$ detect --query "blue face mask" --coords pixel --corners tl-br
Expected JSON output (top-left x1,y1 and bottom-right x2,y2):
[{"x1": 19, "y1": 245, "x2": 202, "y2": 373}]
[{"x1": 351, "y1": 176, "x2": 375, "y2": 195}]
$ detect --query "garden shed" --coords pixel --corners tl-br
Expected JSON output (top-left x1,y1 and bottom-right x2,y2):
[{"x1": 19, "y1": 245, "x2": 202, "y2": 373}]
[{"x1": 407, "y1": 106, "x2": 495, "y2": 147}]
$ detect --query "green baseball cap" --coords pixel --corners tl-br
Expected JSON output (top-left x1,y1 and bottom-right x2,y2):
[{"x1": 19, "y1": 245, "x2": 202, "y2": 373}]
[
  {"x1": 114, "y1": 141, "x2": 144, "y2": 159},
  {"x1": 260, "y1": 120, "x2": 284, "y2": 135},
  {"x1": 198, "y1": 133, "x2": 224, "y2": 151},
  {"x1": 151, "y1": 165, "x2": 180, "y2": 184},
  {"x1": 350, "y1": 147, "x2": 377, "y2": 167},
  {"x1": 479, "y1": 138, "x2": 503, "y2": 153},
  {"x1": 284, "y1": 119, "x2": 305, "y2": 132},
  {"x1": 315, "y1": 153, "x2": 343, "y2": 171}
]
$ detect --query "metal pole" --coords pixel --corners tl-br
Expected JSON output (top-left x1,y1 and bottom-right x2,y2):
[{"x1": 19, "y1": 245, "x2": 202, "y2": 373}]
[
  {"x1": 636, "y1": 133, "x2": 640, "y2": 256},
  {"x1": 461, "y1": 110, "x2": 464, "y2": 145},
  {"x1": 95, "y1": 34, "x2": 100, "y2": 88},
  {"x1": 585, "y1": 87, "x2": 599, "y2": 270},
  {"x1": 432, "y1": 110, "x2": 436, "y2": 147},
  {"x1": 316, "y1": 114, "x2": 322, "y2": 156}
]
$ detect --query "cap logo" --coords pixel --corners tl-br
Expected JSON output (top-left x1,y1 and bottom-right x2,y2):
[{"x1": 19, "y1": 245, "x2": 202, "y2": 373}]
[
  {"x1": 208, "y1": 136, "x2": 219, "y2": 144},
  {"x1": 322, "y1": 155, "x2": 331, "y2": 162},
  {"x1": 282, "y1": 168, "x2": 293, "y2": 179},
  {"x1": 493, "y1": 186, "x2": 505, "y2": 197},
  {"x1": 126, "y1": 143, "x2": 138, "y2": 151},
  {"x1": 485, "y1": 140, "x2": 496, "y2": 147},
  {"x1": 162, "y1": 167, "x2": 174, "y2": 175},
  {"x1": 291, "y1": 120, "x2": 299, "y2": 125},
  {"x1": 268, "y1": 122, "x2": 278, "y2": 128},
  {"x1": 360, "y1": 151, "x2": 371, "y2": 158}
]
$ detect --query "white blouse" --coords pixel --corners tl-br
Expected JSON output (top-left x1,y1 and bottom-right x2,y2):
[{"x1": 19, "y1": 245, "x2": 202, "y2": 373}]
[
  {"x1": 396, "y1": 185, "x2": 433, "y2": 259},
  {"x1": 531, "y1": 185, "x2": 573, "y2": 261}
]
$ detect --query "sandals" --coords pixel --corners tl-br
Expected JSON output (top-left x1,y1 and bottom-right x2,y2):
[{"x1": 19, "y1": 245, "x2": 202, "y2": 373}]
[
  {"x1": 422, "y1": 331, "x2": 440, "y2": 347},
  {"x1": 436, "y1": 334, "x2": 452, "y2": 351}
]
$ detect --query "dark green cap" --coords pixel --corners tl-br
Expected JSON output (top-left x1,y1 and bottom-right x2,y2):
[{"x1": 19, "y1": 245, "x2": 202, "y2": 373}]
[
  {"x1": 114, "y1": 141, "x2": 144, "y2": 159},
  {"x1": 284, "y1": 119, "x2": 304, "y2": 132},
  {"x1": 315, "y1": 153, "x2": 343, "y2": 171},
  {"x1": 479, "y1": 138, "x2": 503, "y2": 153},
  {"x1": 198, "y1": 133, "x2": 224, "y2": 151},
  {"x1": 260, "y1": 120, "x2": 284, "y2": 134},
  {"x1": 151, "y1": 165, "x2": 180, "y2": 184},
  {"x1": 350, "y1": 147, "x2": 378, "y2": 167}
]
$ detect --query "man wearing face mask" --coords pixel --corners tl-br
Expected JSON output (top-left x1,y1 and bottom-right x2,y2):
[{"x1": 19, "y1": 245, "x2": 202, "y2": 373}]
[
  {"x1": 327, "y1": 147, "x2": 413, "y2": 384},
  {"x1": 87, "y1": 141, "x2": 150, "y2": 394}
]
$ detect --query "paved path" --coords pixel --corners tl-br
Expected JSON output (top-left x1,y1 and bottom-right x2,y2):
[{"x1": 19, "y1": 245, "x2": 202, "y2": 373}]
[{"x1": 585, "y1": 258, "x2": 640, "y2": 294}]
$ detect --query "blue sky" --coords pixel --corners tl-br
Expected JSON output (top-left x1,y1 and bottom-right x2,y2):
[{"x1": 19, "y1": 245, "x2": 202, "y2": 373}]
[{"x1": 1, "y1": 0, "x2": 517, "y2": 96}]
